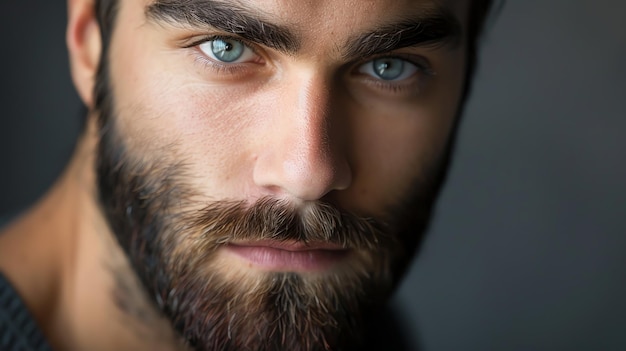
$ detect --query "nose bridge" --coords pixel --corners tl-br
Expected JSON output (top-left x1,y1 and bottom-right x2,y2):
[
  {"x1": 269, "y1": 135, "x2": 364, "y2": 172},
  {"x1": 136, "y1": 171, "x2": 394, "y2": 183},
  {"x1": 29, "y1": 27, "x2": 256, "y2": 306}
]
[
  {"x1": 252, "y1": 69, "x2": 352, "y2": 201},
  {"x1": 293, "y1": 72, "x2": 332, "y2": 159}
]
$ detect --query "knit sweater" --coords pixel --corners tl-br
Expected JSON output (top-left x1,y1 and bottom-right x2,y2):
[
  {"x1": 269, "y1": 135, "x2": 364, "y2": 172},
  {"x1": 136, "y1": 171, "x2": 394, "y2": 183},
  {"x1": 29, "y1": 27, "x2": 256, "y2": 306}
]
[{"x1": 0, "y1": 273, "x2": 53, "y2": 351}]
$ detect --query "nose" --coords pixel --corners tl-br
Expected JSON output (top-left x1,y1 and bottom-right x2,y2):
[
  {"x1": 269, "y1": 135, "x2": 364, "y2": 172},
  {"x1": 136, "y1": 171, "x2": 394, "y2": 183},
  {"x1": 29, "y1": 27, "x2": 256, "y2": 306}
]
[{"x1": 252, "y1": 71, "x2": 352, "y2": 201}]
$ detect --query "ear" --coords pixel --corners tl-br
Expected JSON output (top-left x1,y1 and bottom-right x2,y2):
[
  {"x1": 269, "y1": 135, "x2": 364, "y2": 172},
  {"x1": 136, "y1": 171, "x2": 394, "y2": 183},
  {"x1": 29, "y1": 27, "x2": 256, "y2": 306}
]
[{"x1": 67, "y1": 0, "x2": 102, "y2": 109}]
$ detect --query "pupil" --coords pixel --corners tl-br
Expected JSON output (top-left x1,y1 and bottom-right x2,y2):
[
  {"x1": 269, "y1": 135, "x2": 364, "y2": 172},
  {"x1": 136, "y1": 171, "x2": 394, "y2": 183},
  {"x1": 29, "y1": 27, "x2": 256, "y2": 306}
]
[{"x1": 376, "y1": 61, "x2": 392, "y2": 75}]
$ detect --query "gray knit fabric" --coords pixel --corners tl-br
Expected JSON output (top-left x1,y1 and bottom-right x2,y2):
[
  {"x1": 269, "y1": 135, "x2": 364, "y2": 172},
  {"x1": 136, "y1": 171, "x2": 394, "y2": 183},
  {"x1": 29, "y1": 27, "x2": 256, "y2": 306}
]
[{"x1": 0, "y1": 273, "x2": 53, "y2": 351}]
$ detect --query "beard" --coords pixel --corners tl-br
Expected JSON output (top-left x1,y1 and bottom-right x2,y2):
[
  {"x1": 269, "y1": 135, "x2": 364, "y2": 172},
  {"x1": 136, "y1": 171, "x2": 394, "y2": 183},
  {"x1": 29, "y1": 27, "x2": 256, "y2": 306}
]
[{"x1": 94, "y1": 64, "x2": 446, "y2": 351}]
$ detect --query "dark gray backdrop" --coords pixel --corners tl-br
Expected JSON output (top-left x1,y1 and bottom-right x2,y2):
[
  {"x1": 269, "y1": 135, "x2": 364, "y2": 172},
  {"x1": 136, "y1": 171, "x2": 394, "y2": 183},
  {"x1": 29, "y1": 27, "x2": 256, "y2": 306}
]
[{"x1": 1, "y1": 1, "x2": 625, "y2": 350}]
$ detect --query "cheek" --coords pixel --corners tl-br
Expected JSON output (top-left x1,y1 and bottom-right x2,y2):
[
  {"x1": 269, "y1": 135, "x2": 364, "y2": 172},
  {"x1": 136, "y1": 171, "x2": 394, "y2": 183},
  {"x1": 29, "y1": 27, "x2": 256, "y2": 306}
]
[
  {"x1": 109, "y1": 40, "x2": 261, "y2": 198},
  {"x1": 344, "y1": 106, "x2": 446, "y2": 215},
  {"x1": 344, "y1": 54, "x2": 466, "y2": 215}
]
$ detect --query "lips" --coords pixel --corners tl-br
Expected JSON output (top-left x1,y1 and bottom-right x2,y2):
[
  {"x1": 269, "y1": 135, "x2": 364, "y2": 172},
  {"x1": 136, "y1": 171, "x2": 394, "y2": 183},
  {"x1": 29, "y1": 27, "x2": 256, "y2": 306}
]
[{"x1": 224, "y1": 240, "x2": 350, "y2": 272}]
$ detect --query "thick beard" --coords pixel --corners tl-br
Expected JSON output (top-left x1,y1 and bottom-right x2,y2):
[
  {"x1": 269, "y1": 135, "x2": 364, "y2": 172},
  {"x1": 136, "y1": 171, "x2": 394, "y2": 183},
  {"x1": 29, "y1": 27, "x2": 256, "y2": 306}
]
[
  {"x1": 94, "y1": 62, "x2": 443, "y2": 351},
  {"x1": 97, "y1": 124, "x2": 404, "y2": 350}
]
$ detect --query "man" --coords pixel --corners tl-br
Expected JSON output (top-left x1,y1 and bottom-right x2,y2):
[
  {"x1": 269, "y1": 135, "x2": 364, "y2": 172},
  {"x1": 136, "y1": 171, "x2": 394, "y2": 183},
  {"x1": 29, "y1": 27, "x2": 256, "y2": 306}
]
[{"x1": 0, "y1": 0, "x2": 493, "y2": 350}]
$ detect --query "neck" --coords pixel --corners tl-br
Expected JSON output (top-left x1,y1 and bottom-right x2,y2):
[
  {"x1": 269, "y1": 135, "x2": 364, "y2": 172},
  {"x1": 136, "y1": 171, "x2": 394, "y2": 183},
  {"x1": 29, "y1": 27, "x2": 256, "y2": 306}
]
[{"x1": 0, "y1": 117, "x2": 182, "y2": 351}]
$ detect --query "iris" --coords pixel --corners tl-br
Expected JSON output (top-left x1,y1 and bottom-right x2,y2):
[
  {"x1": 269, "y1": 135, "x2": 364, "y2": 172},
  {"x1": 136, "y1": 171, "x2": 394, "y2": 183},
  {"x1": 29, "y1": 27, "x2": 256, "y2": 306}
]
[
  {"x1": 372, "y1": 58, "x2": 405, "y2": 80},
  {"x1": 210, "y1": 38, "x2": 245, "y2": 63}
]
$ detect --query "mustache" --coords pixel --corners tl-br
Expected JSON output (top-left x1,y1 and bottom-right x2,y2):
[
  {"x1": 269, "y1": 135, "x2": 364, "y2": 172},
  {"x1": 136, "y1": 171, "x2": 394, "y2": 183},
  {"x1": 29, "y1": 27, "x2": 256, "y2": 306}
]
[{"x1": 183, "y1": 197, "x2": 394, "y2": 251}]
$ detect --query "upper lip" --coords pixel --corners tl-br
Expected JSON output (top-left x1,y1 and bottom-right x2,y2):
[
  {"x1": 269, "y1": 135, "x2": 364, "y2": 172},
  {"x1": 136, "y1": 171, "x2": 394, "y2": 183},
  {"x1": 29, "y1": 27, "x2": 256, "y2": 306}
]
[{"x1": 228, "y1": 240, "x2": 346, "y2": 252}]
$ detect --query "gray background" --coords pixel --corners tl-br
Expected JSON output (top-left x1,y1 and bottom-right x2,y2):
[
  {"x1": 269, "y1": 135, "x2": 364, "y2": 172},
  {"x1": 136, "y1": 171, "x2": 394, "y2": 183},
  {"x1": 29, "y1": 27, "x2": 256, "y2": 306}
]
[{"x1": 1, "y1": 1, "x2": 625, "y2": 350}]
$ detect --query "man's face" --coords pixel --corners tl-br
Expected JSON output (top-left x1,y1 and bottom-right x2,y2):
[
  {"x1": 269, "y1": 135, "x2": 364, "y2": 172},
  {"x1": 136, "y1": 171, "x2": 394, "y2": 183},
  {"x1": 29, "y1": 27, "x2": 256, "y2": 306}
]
[{"x1": 96, "y1": 0, "x2": 469, "y2": 349}]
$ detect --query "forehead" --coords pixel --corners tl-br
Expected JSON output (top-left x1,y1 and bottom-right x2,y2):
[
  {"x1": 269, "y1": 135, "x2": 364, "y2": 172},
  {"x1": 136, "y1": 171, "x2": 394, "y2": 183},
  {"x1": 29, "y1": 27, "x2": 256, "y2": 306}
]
[
  {"x1": 227, "y1": 0, "x2": 467, "y2": 26},
  {"x1": 140, "y1": 0, "x2": 470, "y2": 37}
]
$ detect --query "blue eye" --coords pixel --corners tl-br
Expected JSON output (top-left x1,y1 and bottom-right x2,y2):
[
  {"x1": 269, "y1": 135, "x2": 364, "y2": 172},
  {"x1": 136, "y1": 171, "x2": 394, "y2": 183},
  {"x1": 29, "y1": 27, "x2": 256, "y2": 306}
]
[
  {"x1": 358, "y1": 57, "x2": 419, "y2": 81},
  {"x1": 198, "y1": 38, "x2": 256, "y2": 63}
]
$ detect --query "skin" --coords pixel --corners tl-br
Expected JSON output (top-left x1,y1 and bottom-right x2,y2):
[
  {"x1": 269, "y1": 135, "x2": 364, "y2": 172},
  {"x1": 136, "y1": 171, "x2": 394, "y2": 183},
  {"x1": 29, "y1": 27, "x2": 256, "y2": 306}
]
[{"x1": 0, "y1": 0, "x2": 470, "y2": 350}]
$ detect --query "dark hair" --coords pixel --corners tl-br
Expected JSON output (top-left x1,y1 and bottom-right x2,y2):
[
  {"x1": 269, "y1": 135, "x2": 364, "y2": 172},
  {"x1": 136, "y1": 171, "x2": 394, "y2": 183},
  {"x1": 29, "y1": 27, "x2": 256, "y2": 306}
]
[
  {"x1": 464, "y1": 0, "x2": 496, "y2": 100},
  {"x1": 92, "y1": 0, "x2": 119, "y2": 125},
  {"x1": 94, "y1": 0, "x2": 119, "y2": 46}
]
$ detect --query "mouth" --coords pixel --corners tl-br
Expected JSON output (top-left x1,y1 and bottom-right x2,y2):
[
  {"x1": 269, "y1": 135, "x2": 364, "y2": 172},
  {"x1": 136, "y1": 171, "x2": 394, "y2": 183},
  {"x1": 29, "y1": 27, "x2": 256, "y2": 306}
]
[{"x1": 224, "y1": 240, "x2": 350, "y2": 272}]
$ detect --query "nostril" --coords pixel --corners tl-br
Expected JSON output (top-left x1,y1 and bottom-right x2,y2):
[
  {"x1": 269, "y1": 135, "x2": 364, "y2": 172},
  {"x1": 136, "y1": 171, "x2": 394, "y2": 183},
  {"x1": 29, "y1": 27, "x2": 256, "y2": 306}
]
[{"x1": 333, "y1": 160, "x2": 352, "y2": 191}]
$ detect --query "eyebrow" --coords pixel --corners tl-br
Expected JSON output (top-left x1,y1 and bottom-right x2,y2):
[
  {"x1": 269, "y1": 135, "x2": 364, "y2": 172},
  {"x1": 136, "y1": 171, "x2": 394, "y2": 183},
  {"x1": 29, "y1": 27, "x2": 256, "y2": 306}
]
[
  {"x1": 146, "y1": 0, "x2": 300, "y2": 54},
  {"x1": 146, "y1": 0, "x2": 461, "y2": 59},
  {"x1": 345, "y1": 10, "x2": 462, "y2": 60}
]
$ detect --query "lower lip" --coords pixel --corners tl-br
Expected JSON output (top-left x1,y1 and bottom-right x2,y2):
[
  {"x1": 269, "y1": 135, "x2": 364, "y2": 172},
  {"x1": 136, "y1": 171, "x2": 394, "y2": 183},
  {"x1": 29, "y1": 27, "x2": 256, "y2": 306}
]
[{"x1": 225, "y1": 244, "x2": 349, "y2": 272}]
